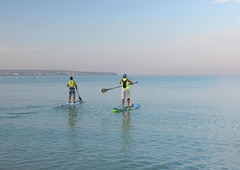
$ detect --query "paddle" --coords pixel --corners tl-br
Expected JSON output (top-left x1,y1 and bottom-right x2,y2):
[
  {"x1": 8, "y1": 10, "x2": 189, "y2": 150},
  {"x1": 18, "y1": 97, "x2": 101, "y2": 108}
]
[
  {"x1": 101, "y1": 81, "x2": 138, "y2": 93},
  {"x1": 76, "y1": 88, "x2": 82, "y2": 101}
]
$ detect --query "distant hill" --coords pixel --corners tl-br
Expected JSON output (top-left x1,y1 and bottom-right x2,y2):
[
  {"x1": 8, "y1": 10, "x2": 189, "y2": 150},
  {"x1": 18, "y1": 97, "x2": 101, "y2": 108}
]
[{"x1": 0, "y1": 70, "x2": 118, "y2": 76}]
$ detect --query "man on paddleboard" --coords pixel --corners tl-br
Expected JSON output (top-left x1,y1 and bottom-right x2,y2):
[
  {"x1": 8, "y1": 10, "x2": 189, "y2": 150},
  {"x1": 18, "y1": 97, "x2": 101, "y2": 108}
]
[
  {"x1": 120, "y1": 74, "x2": 134, "y2": 109},
  {"x1": 67, "y1": 76, "x2": 78, "y2": 103}
]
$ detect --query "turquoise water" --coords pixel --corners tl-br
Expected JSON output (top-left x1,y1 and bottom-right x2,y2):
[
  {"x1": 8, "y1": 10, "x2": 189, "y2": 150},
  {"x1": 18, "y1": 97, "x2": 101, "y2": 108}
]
[{"x1": 1, "y1": 76, "x2": 240, "y2": 169}]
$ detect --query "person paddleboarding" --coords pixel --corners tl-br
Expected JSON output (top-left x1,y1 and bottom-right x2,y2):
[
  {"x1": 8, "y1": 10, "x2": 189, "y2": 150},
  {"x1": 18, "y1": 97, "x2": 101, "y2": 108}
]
[
  {"x1": 67, "y1": 76, "x2": 78, "y2": 103},
  {"x1": 120, "y1": 74, "x2": 134, "y2": 109}
]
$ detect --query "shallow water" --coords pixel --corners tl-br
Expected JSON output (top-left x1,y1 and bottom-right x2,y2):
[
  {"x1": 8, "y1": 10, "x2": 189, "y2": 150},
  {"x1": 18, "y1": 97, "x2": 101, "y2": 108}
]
[{"x1": 1, "y1": 76, "x2": 240, "y2": 169}]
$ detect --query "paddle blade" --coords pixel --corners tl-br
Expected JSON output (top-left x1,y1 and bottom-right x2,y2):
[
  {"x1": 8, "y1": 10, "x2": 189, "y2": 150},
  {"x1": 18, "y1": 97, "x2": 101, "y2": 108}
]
[
  {"x1": 76, "y1": 89, "x2": 82, "y2": 101},
  {"x1": 101, "y1": 89, "x2": 108, "y2": 93}
]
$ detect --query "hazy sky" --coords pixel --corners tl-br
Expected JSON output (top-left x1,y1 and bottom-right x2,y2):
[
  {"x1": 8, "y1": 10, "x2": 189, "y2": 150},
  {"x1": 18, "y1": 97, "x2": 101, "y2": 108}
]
[{"x1": 1, "y1": 0, "x2": 240, "y2": 75}]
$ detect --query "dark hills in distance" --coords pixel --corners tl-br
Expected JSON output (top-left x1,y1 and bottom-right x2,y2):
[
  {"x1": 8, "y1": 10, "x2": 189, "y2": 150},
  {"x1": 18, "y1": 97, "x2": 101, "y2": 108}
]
[{"x1": 0, "y1": 70, "x2": 118, "y2": 76}]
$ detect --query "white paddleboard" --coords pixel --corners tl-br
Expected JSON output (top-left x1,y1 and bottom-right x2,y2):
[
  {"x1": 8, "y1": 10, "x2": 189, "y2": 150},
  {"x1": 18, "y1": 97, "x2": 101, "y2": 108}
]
[{"x1": 61, "y1": 101, "x2": 84, "y2": 107}]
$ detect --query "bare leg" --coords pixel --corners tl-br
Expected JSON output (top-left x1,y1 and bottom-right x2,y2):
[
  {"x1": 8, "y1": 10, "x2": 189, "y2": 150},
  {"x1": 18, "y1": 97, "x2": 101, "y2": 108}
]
[
  {"x1": 73, "y1": 96, "x2": 76, "y2": 103},
  {"x1": 69, "y1": 96, "x2": 71, "y2": 103},
  {"x1": 122, "y1": 99, "x2": 125, "y2": 108},
  {"x1": 127, "y1": 98, "x2": 130, "y2": 108}
]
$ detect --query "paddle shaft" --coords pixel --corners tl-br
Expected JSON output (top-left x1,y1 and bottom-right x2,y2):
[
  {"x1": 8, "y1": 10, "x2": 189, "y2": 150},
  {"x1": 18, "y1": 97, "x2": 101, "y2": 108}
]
[
  {"x1": 76, "y1": 88, "x2": 82, "y2": 101},
  {"x1": 107, "y1": 85, "x2": 122, "y2": 91},
  {"x1": 103, "y1": 81, "x2": 138, "y2": 93}
]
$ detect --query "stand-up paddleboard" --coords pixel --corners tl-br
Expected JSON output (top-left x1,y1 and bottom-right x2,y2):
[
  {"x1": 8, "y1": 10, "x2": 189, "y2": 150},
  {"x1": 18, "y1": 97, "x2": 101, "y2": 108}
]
[
  {"x1": 61, "y1": 100, "x2": 84, "y2": 107},
  {"x1": 111, "y1": 103, "x2": 140, "y2": 113}
]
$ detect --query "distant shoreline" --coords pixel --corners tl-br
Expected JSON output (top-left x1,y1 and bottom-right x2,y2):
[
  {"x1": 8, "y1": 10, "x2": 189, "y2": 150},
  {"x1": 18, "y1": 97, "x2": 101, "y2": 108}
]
[{"x1": 0, "y1": 70, "x2": 118, "y2": 76}]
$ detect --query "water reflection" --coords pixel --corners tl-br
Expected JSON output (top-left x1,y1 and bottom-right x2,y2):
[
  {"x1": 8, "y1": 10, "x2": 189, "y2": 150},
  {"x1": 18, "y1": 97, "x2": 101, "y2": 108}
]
[
  {"x1": 121, "y1": 111, "x2": 132, "y2": 156},
  {"x1": 68, "y1": 107, "x2": 78, "y2": 128},
  {"x1": 122, "y1": 111, "x2": 131, "y2": 133},
  {"x1": 67, "y1": 107, "x2": 81, "y2": 149}
]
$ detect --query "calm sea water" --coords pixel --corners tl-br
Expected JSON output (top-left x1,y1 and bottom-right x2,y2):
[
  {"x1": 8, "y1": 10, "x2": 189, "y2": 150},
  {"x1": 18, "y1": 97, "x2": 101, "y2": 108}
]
[{"x1": 1, "y1": 75, "x2": 240, "y2": 170}]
